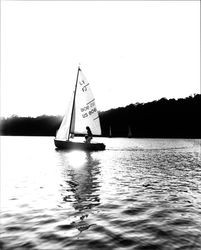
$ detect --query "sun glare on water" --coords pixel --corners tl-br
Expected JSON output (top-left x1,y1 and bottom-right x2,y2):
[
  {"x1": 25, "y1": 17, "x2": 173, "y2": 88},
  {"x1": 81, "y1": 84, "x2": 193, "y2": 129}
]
[{"x1": 66, "y1": 150, "x2": 87, "y2": 168}]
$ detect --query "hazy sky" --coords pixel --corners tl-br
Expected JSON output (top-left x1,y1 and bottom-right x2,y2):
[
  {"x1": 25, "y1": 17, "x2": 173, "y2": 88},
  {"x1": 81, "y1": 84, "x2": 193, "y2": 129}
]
[{"x1": 1, "y1": 1, "x2": 200, "y2": 117}]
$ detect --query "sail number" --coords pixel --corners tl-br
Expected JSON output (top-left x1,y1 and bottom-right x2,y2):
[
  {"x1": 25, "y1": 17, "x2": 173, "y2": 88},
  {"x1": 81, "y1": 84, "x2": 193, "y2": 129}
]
[
  {"x1": 81, "y1": 102, "x2": 95, "y2": 113},
  {"x1": 81, "y1": 105, "x2": 97, "y2": 118},
  {"x1": 89, "y1": 107, "x2": 97, "y2": 115},
  {"x1": 79, "y1": 80, "x2": 89, "y2": 92},
  {"x1": 81, "y1": 105, "x2": 90, "y2": 113}
]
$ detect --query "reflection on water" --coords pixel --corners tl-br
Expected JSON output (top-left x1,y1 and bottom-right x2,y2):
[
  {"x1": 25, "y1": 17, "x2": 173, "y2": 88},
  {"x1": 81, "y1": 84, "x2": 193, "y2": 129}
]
[
  {"x1": 0, "y1": 137, "x2": 201, "y2": 250},
  {"x1": 57, "y1": 151, "x2": 101, "y2": 236}
]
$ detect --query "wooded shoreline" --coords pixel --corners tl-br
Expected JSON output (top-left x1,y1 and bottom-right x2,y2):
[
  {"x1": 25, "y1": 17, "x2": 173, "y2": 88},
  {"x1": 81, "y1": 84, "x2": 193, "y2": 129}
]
[{"x1": 1, "y1": 94, "x2": 200, "y2": 138}]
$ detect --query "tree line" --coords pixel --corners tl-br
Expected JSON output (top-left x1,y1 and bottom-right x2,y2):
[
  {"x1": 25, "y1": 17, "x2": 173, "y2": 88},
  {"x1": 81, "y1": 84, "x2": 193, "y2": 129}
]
[{"x1": 0, "y1": 94, "x2": 200, "y2": 138}]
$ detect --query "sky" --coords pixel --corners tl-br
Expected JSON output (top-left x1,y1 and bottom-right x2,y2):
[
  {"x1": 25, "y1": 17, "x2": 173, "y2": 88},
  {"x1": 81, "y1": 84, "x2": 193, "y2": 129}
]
[{"x1": 1, "y1": 1, "x2": 200, "y2": 117}]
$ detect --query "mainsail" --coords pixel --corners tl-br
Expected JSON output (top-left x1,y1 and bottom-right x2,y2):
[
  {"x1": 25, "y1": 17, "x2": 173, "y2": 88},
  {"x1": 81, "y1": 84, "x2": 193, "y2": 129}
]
[
  {"x1": 73, "y1": 69, "x2": 101, "y2": 135},
  {"x1": 56, "y1": 68, "x2": 102, "y2": 141}
]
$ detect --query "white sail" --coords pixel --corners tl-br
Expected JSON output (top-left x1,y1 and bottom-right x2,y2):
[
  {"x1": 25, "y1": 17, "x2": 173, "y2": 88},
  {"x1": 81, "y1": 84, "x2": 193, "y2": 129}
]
[
  {"x1": 56, "y1": 68, "x2": 101, "y2": 141},
  {"x1": 72, "y1": 69, "x2": 101, "y2": 136}
]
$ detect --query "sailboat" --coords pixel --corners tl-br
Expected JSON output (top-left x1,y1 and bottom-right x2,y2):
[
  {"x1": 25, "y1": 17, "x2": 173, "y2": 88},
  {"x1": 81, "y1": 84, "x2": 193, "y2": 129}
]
[
  {"x1": 128, "y1": 126, "x2": 132, "y2": 138},
  {"x1": 109, "y1": 125, "x2": 112, "y2": 137},
  {"x1": 54, "y1": 67, "x2": 106, "y2": 151}
]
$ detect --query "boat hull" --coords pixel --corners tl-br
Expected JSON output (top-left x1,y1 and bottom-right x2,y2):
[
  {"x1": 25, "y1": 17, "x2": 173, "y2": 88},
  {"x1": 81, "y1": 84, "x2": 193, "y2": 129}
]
[{"x1": 54, "y1": 139, "x2": 106, "y2": 151}]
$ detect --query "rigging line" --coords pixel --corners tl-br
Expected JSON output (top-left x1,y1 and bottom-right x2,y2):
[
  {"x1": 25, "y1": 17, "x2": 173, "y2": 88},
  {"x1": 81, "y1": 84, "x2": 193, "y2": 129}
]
[
  {"x1": 93, "y1": 116, "x2": 99, "y2": 120},
  {"x1": 87, "y1": 99, "x2": 95, "y2": 105}
]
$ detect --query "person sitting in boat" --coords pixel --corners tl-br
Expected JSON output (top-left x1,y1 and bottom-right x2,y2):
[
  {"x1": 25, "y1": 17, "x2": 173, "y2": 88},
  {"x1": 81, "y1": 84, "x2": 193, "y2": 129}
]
[{"x1": 85, "y1": 126, "x2": 93, "y2": 143}]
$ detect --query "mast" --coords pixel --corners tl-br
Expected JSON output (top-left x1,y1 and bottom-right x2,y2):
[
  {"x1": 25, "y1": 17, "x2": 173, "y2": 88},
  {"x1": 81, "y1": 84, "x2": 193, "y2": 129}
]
[{"x1": 67, "y1": 66, "x2": 80, "y2": 140}]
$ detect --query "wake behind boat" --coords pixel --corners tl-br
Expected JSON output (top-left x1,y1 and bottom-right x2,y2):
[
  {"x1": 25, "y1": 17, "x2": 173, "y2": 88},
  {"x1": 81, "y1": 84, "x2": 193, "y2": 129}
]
[{"x1": 54, "y1": 67, "x2": 106, "y2": 151}]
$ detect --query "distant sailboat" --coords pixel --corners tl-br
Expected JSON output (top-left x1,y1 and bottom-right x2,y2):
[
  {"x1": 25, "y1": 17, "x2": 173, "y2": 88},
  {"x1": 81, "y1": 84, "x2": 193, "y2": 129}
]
[
  {"x1": 54, "y1": 67, "x2": 105, "y2": 151},
  {"x1": 128, "y1": 126, "x2": 132, "y2": 138},
  {"x1": 109, "y1": 125, "x2": 112, "y2": 137}
]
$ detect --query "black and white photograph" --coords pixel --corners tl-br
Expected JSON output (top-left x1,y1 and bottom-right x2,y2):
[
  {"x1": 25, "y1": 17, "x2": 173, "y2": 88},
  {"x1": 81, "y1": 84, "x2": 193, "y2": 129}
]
[{"x1": 0, "y1": 1, "x2": 200, "y2": 249}]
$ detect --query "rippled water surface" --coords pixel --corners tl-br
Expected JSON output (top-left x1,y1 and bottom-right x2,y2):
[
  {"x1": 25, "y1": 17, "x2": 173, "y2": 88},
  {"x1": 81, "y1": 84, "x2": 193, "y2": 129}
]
[{"x1": 1, "y1": 137, "x2": 201, "y2": 250}]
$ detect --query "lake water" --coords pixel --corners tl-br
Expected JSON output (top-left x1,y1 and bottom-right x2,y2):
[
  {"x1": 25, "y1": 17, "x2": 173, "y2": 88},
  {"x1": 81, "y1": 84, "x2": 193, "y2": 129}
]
[{"x1": 0, "y1": 136, "x2": 201, "y2": 250}]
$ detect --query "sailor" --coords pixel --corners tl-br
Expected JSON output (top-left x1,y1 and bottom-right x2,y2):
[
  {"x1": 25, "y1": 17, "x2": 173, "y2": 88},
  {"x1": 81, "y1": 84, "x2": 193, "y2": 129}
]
[{"x1": 85, "y1": 126, "x2": 93, "y2": 143}]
